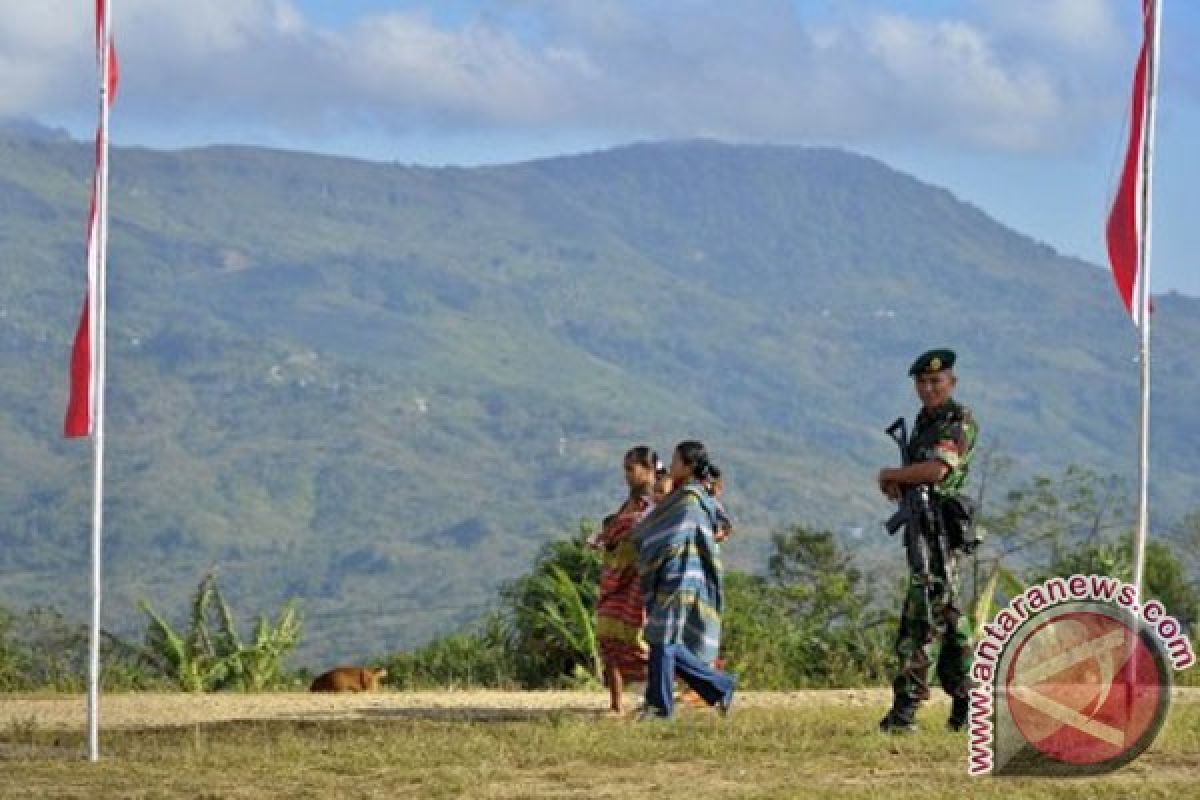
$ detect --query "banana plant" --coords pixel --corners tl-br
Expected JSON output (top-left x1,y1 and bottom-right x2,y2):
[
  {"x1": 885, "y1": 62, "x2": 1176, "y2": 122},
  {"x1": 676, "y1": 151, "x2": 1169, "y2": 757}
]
[
  {"x1": 139, "y1": 572, "x2": 301, "y2": 692},
  {"x1": 517, "y1": 563, "x2": 602, "y2": 682},
  {"x1": 235, "y1": 601, "x2": 302, "y2": 691},
  {"x1": 138, "y1": 597, "x2": 235, "y2": 692},
  {"x1": 968, "y1": 559, "x2": 1027, "y2": 638}
]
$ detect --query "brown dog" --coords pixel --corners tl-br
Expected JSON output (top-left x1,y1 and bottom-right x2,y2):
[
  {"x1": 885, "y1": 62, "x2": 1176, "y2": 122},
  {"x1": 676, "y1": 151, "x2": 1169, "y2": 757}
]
[{"x1": 309, "y1": 666, "x2": 388, "y2": 693}]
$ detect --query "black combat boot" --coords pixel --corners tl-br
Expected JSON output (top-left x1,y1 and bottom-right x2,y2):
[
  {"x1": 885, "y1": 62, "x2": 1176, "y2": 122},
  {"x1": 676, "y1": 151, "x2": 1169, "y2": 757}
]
[
  {"x1": 878, "y1": 707, "x2": 917, "y2": 734},
  {"x1": 947, "y1": 695, "x2": 969, "y2": 732}
]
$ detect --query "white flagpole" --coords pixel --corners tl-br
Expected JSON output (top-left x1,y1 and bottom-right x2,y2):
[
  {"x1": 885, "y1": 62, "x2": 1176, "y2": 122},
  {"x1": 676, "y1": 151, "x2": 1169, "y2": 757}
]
[
  {"x1": 88, "y1": 0, "x2": 114, "y2": 764},
  {"x1": 1132, "y1": 0, "x2": 1162, "y2": 602}
]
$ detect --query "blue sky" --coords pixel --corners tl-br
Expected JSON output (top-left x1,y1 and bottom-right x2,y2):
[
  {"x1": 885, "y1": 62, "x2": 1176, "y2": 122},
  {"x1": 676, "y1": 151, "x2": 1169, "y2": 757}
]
[{"x1": 2, "y1": 0, "x2": 1197, "y2": 295}]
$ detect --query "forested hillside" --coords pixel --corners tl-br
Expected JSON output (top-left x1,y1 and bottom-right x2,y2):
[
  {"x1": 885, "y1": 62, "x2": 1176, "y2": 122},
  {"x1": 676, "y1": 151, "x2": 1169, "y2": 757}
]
[{"x1": 2, "y1": 125, "x2": 1196, "y2": 662}]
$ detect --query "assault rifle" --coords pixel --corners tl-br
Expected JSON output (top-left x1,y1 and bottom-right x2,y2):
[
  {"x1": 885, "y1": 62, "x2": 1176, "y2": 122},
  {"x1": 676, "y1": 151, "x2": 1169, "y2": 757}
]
[{"x1": 884, "y1": 418, "x2": 953, "y2": 628}]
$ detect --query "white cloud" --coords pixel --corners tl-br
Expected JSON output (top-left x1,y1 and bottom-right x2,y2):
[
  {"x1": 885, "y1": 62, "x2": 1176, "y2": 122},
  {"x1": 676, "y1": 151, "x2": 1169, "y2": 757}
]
[
  {"x1": 0, "y1": 0, "x2": 1154, "y2": 153},
  {"x1": 334, "y1": 12, "x2": 571, "y2": 125},
  {"x1": 0, "y1": 2, "x2": 90, "y2": 116},
  {"x1": 857, "y1": 15, "x2": 1062, "y2": 150},
  {"x1": 977, "y1": 0, "x2": 1125, "y2": 57}
]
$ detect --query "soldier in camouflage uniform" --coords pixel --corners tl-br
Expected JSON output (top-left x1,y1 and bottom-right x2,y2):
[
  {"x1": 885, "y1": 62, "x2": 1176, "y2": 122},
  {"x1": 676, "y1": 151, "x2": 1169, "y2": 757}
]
[{"x1": 876, "y1": 348, "x2": 978, "y2": 733}]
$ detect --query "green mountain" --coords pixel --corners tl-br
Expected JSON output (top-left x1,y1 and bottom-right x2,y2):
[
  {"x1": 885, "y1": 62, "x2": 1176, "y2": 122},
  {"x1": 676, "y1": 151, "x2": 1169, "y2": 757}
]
[{"x1": 1, "y1": 125, "x2": 1197, "y2": 664}]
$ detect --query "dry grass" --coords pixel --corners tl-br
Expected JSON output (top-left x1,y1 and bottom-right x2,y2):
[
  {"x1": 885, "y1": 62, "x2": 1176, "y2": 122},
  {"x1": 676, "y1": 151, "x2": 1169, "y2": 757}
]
[{"x1": 1, "y1": 690, "x2": 1197, "y2": 799}]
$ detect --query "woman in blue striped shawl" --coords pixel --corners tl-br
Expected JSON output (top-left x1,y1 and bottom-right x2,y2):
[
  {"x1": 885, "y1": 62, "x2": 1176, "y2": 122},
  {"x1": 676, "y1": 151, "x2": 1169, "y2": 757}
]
[{"x1": 632, "y1": 440, "x2": 736, "y2": 718}]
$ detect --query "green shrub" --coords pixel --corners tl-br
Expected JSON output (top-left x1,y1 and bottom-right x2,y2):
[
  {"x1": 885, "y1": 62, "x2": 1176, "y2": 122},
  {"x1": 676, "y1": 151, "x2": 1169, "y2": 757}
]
[
  {"x1": 0, "y1": 605, "x2": 169, "y2": 691},
  {"x1": 722, "y1": 526, "x2": 893, "y2": 689},
  {"x1": 385, "y1": 613, "x2": 516, "y2": 689}
]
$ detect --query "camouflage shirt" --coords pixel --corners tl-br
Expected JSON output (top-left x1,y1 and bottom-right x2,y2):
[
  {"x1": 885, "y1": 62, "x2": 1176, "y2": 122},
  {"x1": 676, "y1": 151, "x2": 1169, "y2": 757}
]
[{"x1": 906, "y1": 398, "x2": 977, "y2": 497}]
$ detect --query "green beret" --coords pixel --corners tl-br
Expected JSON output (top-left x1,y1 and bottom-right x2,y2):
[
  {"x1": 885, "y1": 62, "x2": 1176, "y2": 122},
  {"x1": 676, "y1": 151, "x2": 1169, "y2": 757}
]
[{"x1": 908, "y1": 348, "x2": 956, "y2": 377}]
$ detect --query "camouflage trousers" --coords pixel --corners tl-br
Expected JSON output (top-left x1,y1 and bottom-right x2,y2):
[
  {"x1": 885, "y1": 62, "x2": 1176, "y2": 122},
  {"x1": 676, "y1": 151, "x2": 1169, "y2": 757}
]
[{"x1": 891, "y1": 574, "x2": 973, "y2": 716}]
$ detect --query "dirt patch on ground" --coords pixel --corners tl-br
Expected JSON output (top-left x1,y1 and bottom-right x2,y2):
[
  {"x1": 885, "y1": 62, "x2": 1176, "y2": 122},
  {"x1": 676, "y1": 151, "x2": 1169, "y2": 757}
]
[
  {"x1": 0, "y1": 689, "x2": 886, "y2": 731},
  {"x1": 2, "y1": 688, "x2": 1196, "y2": 732}
]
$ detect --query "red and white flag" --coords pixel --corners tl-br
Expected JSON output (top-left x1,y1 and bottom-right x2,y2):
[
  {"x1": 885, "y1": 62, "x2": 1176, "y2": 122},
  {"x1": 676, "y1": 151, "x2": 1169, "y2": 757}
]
[
  {"x1": 65, "y1": 0, "x2": 119, "y2": 437},
  {"x1": 1105, "y1": 0, "x2": 1154, "y2": 328}
]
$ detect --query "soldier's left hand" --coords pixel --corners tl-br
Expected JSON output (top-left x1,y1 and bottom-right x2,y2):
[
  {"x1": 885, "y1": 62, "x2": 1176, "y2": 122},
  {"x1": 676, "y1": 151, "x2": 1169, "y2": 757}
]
[{"x1": 877, "y1": 471, "x2": 900, "y2": 500}]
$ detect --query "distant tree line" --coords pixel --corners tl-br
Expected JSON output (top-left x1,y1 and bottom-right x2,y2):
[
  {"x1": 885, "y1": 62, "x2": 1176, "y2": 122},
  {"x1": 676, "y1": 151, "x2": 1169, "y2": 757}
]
[
  {"x1": 385, "y1": 463, "x2": 1200, "y2": 691},
  {"x1": 1, "y1": 465, "x2": 1197, "y2": 692},
  {"x1": 0, "y1": 572, "x2": 302, "y2": 692}
]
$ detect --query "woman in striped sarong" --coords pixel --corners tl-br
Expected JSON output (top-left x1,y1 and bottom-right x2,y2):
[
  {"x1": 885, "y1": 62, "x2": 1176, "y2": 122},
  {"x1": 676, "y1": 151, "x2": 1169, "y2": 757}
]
[
  {"x1": 593, "y1": 446, "x2": 659, "y2": 714},
  {"x1": 633, "y1": 440, "x2": 736, "y2": 719}
]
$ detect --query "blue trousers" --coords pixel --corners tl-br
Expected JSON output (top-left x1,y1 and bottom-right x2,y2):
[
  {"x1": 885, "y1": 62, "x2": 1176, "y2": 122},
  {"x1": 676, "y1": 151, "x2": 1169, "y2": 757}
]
[{"x1": 646, "y1": 643, "x2": 735, "y2": 717}]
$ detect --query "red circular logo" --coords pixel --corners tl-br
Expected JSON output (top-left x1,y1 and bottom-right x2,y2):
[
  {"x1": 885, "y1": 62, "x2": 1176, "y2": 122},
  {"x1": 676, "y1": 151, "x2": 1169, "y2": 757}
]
[{"x1": 1003, "y1": 605, "x2": 1170, "y2": 771}]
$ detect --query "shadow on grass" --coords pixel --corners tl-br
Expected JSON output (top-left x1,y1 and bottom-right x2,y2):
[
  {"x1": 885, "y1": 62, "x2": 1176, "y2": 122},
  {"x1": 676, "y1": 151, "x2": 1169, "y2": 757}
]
[
  {"x1": 290, "y1": 704, "x2": 611, "y2": 723},
  {"x1": 0, "y1": 703, "x2": 618, "y2": 760},
  {"x1": 0, "y1": 742, "x2": 83, "y2": 761}
]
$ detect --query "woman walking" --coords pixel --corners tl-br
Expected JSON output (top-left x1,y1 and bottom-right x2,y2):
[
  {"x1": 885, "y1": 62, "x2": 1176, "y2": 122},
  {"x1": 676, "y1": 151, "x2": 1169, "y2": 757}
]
[
  {"x1": 634, "y1": 440, "x2": 736, "y2": 719},
  {"x1": 593, "y1": 446, "x2": 659, "y2": 714}
]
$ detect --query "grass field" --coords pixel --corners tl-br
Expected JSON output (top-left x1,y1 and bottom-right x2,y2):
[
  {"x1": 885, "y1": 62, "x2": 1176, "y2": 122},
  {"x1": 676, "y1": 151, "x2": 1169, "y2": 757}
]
[{"x1": 1, "y1": 690, "x2": 1197, "y2": 799}]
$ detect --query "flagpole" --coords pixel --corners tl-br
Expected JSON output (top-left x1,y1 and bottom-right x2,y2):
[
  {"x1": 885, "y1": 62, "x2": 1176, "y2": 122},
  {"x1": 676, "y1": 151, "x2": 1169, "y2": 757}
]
[
  {"x1": 1132, "y1": 0, "x2": 1162, "y2": 603},
  {"x1": 88, "y1": 0, "x2": 114, "y2": 764}
]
